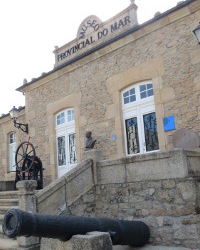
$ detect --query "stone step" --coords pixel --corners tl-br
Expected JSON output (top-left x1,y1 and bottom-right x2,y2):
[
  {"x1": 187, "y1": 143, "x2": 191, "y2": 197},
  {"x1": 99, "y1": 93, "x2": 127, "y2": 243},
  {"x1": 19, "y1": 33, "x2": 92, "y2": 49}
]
[
  {"x1": 0, "y1": 206, "x2": 18, "y2": 215},
  {"x1": 0, "y1": 191, "x2": 18, "y2": 200},
  {"x1": 0, "y1": 181, "x2": 15, "y2": 192},
  {"x1": 0, "y1": 215, "x2": 5, "y2": 224},
  {"x1": 0, "y1": 238, "x2": 18, "y2": 250},
  {"x1": 0, "y1": 199, "x2": 18, "y2": 207},
  {"x1": 0, "y1": 207, "x2": 19, "y2": 235},
  {"x1": 0, "y1": 227, "x2": 7, "y2": 239},
  {"x1": 0, "y1": 226, "x2": 17, "y2": 241},
  {"x1": 0, "y1": 190, "x2": 19, "y2": 244}
]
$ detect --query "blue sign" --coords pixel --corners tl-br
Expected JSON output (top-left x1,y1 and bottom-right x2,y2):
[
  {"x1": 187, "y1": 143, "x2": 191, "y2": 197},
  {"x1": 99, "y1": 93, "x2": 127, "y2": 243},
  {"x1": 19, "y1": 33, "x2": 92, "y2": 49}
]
[
  {"x1": 112, "y1": 134, "x2": 117, "y2": 141},
  {"x1": 163, "y1": 116, "x2": 176, "y2": 132}
]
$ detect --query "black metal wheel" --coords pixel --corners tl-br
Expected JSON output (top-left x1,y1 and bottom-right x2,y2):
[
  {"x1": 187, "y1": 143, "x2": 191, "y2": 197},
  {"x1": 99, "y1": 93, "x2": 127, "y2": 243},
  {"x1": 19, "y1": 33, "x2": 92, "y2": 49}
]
[{"x1": 15, "y1": 141, "x2": 36, "y2": 177}]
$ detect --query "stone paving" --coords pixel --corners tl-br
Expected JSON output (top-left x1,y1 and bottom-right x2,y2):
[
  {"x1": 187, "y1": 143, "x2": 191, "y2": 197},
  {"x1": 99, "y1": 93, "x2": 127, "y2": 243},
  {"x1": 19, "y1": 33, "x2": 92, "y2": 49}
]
[
  {"x1": 0, "y1": 238, "x2": 197, "y2": 250},
  {"x1": 113, "y1": 246, "x2": 197, "y2": 250}
]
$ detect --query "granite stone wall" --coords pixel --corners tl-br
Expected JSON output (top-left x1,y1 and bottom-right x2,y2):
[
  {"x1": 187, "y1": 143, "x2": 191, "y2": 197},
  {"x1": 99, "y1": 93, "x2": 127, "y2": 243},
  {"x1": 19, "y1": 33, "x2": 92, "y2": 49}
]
[
  {"x1": 68, "y1": 178, "x2": 200, "y2": 248},
  {"x1": 37, "y1": 149, "x2": 200, "y2": 249}
]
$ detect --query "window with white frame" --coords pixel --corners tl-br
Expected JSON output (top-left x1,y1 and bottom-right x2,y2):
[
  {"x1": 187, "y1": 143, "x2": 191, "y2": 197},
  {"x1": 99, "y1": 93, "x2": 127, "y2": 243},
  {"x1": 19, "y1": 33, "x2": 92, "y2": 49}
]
[
  {"x1": 122, "y1": 82, "x2": 159, "y2": 155},
  {"x1": 56, "y1": 108, "x2": 77, "y2": 177},
  {"x1": 9, "y1": 132, "x2": 16, "y2": 171}
]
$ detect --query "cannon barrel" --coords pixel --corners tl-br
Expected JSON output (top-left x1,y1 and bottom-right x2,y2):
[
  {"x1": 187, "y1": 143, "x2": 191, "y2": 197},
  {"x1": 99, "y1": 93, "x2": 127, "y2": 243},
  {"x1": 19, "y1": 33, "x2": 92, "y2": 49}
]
[{"x1": 3, "y1": 208, "x2": 150, "y2": 247}]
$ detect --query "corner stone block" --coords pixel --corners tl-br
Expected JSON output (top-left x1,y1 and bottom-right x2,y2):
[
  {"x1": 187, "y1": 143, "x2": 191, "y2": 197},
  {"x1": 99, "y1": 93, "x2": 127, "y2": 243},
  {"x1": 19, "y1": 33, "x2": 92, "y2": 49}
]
[
  {"x1": 71, "y1": 232, "x2": 113, "y2": 250},
  {"x1": 16, "y1": 180, "x2": 40, "y2": 248},
  {"x1": 17, "y1": 180, "x2": 37, "y2": 211}
]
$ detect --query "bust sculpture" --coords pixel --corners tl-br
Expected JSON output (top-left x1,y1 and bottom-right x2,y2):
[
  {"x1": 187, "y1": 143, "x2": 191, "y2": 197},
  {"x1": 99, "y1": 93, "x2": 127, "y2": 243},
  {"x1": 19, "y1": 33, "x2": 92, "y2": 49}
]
[{"x1": 85, "y1": 131, "x2": 96, "y2": 150}]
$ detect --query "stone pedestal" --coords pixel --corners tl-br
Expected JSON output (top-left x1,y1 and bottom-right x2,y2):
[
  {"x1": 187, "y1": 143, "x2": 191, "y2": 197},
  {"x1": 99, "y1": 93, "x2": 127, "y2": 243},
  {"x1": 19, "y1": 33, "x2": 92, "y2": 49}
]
[
  {"x1": 41, "y1": 232, "x2": 113, "y2": 250},
  {"x1": 83, "y1": 149, "x2": 101, "y2": 161},
  {"x1": 71, "y1": 232, "x2": 112, "y2": 250},
  {"x1": 16, "y1": 180, "x2": 40, "y2": 249},
  {"x1": 83, "y1": 149, "x2": 101, "y2": 184}
]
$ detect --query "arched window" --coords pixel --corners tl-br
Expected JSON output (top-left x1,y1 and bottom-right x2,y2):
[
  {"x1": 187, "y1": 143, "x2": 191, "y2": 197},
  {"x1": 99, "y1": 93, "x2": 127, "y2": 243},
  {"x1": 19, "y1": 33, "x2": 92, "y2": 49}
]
[
  {"x1": 9, "y1": 132, "x2": 16, "y2": 172},
  {"x1": 122, "y1": 81, "x2": 159, "y2": 155},
  {"x1": 56, "y1": 108, "x2": 77, "y2": 177}
]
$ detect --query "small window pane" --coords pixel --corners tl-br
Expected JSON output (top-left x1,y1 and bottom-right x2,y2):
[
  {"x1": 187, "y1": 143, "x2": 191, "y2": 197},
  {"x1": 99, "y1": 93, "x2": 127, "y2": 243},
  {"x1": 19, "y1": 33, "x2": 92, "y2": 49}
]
[
  {"x1": 148, "y1": 89, "x2": 154, "y2": 97},
  {"x1": 10, "y1": 135, "x2": 13, "y2": 144},
  {"x1": 124, "y1": 97, "x2": 129, "y2": 104},
  {"x1": 67, "y1": 110, "x2": 71, "y2": 122},
  {"x1": 9, "y1": 144, "x2": 16, "y2": 170},
  {"x1": 57, "y1": 136, "x2": 66, "y2": 166},
  {"x1": 140, "y1": 83, "x2": 154, "y2": 99},
  {"x1": 57, "y1": 112, "x2": 65, "y2": 125},
  {"x1": 123, "y1": 88, "x2": 136, "y2": 104},
  {"x1": 9, "y1": 133, "x2": 16, "y2": 144},
  {"x1": 125, "y1": 117, "x2": 140, "y2": 154},
  {"x1": 123, "y1": 91, "x2": 129, "y2": 97},
  {"x1": 140, "y1": 85, "x2": 146, "y2": 92},
  {"x1": 67, "y1": 110, "x2": 74, "y2": 122},
  {"x1": 130, "y1": 88, "x2": 135, "y2": 95},
  {"x1": 9, "y1": 132, "x2": 16, "y2": 171},
  {"x1": 130, "y1": 95, "x2": 136, "y2": 102},
  {"x1": 140, "y1": 92, "x2": 147, "y2": 99},
  {"x1": 143, "y1": 112, "x2": 159, "y2": 152},
  {"x1": 69, "y1": 133, "x2": 77, "y2": 164},
  {"x1": 147, "y1": 84, "x2": 153, "y2": 89}
]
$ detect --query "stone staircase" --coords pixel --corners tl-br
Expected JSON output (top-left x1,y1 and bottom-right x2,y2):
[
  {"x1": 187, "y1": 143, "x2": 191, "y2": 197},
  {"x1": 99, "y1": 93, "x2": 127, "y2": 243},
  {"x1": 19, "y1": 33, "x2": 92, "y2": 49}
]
[{"x1": 0, "y1": 191, "x2": 19, "y2": 249}]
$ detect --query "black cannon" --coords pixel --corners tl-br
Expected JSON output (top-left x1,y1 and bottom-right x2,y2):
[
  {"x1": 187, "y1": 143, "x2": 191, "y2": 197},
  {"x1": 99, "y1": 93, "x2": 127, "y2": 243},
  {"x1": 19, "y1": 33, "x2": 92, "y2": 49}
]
[{"x1": 3, "y1": 208, "x2": 150, "y2": 247}]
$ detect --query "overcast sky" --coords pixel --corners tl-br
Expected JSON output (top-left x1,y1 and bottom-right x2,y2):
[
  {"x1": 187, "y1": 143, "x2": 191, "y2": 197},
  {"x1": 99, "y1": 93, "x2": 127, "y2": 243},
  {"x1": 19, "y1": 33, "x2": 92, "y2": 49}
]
[{"x1": 0, "y1": 0, "x2": 182, "y2": 115}]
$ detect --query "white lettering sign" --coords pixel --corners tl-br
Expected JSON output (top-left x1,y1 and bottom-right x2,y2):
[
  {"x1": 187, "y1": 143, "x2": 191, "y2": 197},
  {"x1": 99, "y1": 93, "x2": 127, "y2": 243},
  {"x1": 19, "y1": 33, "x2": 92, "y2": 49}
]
[{"x1": 54, "y1": 3, "x2": 138, "y2": 67}]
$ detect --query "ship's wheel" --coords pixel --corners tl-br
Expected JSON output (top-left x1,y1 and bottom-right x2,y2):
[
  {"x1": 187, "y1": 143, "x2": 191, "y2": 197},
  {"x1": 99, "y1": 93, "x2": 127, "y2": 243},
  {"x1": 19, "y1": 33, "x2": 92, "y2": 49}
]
[{"x1": 14, "y1": 137, "x2": 43, "y2": 190}]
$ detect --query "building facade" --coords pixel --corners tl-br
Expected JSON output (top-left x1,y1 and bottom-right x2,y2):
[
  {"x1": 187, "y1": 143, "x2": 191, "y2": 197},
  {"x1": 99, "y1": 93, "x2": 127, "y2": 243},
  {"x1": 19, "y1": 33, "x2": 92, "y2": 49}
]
[{"x1": 0, "y1": 0, "x2": 200, "y2": 185}]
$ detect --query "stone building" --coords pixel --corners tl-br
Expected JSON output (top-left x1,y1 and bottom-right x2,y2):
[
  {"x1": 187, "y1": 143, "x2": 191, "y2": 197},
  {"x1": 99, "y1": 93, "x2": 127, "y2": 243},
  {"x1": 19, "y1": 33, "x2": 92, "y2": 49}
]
[
  {"x1": 0, "y1": 0, "x2": 199, "y2": 184},
  {"x1": 0, "y1": 0, "x2": 200, "y2": 249}
]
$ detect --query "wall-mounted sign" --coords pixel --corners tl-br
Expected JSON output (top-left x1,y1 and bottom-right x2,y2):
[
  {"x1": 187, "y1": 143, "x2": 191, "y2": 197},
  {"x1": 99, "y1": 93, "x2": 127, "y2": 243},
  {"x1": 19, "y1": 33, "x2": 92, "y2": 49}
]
[
  {"x1": 112, "y1": 134, "x2": 117, "y2": 141},
  {"x1": 54, "y1": 2, "x2": 138, "y2": 67},
  {"x1": 163, "y1": 116, "x2": 176, "y2": 132}
]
